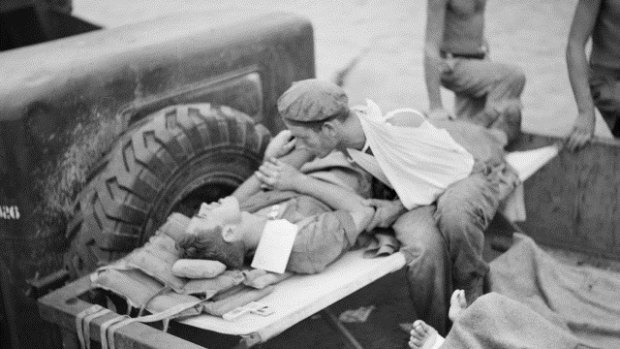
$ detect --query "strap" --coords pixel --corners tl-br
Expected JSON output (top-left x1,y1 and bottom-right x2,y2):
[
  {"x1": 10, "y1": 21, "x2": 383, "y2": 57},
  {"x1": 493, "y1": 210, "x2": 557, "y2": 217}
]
[
  {"x1": 384, "y1": 108, "x2": 427, "y2": 121},
  {"x1": 100, "y1": 299, "x2": 207, "y2": 349},
  {"x1": 83, "y1": 307, "x2": 112, "y2": 349},
  {"x1": 106, "y1": 317, "x2": 136, "y2": 349},
  {"x1": 75, "y1": 305, "x2": 109, "y2": 349},
  {"x1": 99, "y1": 315, "x2": 129, "y2": 349},
  {"x1": 132, "y1": 299, "x2": 206, "y2": 323},
  {"x1": 440, "y1": 50, "x2": 486, "y2": 60},
  {"x1": 139, "y1": 286, "x2": 171, "y2": 316}
]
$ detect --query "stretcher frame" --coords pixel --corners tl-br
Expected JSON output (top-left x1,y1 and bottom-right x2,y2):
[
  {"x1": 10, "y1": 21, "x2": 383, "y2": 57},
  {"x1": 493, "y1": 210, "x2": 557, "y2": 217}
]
[{"x1": 38, "y1": 249, "x2": 406, "y2": 349}]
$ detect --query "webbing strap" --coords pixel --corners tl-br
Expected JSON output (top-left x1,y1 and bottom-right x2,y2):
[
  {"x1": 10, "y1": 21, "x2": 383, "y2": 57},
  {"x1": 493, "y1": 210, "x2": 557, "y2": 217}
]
[
  {"x1": 99, "y1": 315, "x2": 129, "y2": 349},
  {"x1": 100, "y1": 299, "x2": 206, "y2": 349},
  {"x1": 139, "y1": 286, "x2": 171, "y2": 316},
  {"x1": 75, "y1": 305, "x2": 109, "y2": 349},
  {"x1": 106, "y1": 318, "x2": 135, "y2": 349},
  {"x1": 133, "y1": 299, "x2": 205, "y2": 323},
  {"x1": 83, "y1": 307, "x2": 112, "y2": 349}
]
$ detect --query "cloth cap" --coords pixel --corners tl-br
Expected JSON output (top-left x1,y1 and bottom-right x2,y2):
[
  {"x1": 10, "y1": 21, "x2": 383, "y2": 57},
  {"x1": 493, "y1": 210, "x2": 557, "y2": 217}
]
[{"x1": 277, "y1": 79, "x2": 349, "y2": 123}]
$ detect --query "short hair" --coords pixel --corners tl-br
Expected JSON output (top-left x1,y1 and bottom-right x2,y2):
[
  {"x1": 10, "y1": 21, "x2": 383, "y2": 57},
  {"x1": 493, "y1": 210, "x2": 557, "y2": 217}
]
[{"x1": 177, "y1": 225, "x2": 246, "y2": 269}]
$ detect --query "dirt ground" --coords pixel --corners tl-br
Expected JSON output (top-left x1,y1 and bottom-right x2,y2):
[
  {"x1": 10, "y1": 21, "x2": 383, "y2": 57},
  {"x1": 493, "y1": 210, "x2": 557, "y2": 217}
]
[{"x1": 69, "y1": 2, "x2": 613, "y2": 348}]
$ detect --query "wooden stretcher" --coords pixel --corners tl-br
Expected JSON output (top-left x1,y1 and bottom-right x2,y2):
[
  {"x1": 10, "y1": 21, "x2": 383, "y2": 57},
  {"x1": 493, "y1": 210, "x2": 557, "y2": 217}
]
[{"x1": 38, "y1": 142, "x2": 560, "y2": 349}]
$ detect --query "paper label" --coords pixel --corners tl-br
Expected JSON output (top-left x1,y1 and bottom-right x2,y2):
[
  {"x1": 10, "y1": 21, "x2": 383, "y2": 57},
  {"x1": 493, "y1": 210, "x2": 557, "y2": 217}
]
[{"x1": 251, "y1": 219, "x2": 298, "y2": 274}]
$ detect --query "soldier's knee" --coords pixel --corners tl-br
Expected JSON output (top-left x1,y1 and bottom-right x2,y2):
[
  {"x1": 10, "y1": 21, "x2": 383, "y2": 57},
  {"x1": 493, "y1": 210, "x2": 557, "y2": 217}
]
[
  {"x1": 486, "y1": 100, "x2": 522, "y2": 143},
  {"x1": 402, "y1": 238, "x2": 447, "y2": 273},
  {"x1": 435, "y1": 200, "x2": 486, "y2": 243},
  {"x1": 396, "y1": 226, "x2": 446, "y2": 266}
]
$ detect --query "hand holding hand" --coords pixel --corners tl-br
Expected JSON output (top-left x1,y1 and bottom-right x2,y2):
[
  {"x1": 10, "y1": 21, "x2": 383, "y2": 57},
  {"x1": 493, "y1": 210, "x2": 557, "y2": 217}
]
[
  {"x1": 255, "y1": 157, "x2": 305, "y2": 191},
  {"x1": 363, "y1": 199, "x2": 405, "y2": 232},
  {"x1": 264, "y1": 130, "x2": 296, "y2": 160}
]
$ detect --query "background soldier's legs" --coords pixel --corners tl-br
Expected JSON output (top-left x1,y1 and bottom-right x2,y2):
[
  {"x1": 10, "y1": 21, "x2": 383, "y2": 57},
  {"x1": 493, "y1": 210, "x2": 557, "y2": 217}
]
[{"x1": 443, "y1": 59, "x2": 526, "y2": 143}]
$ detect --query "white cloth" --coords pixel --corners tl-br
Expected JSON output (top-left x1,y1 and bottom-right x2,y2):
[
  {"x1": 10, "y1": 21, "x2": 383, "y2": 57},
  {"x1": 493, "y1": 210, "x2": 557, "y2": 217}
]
[
  {"x1": 349, "y1": 100, "x2": 474, "y2": 209},
  {"x1": 500, "y1": 145, "x2": 560, "y2": 221}
]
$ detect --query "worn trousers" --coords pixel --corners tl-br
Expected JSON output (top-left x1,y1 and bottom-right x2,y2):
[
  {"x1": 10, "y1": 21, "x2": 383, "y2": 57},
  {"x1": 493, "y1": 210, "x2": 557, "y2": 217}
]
[
  {"x1": 393, "y1": 162, "x2": 504, "y2": 336},
  {"x1": 441, "y1": 57, "x2": 526, "y2": 144}
]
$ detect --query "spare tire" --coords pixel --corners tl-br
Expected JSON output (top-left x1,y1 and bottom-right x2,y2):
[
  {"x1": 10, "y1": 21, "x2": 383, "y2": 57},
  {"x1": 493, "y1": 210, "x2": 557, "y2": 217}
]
[{"x1": 64, "y1": 104, "x2": 271, "y2": 277}]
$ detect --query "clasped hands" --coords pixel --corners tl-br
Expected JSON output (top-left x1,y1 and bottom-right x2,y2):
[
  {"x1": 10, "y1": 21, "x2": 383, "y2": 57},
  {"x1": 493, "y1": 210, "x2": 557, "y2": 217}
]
[
  {"x1": 256, "y1": 130, "x2": 404, "y2": 232},
  {"x1": 255, "y1": 157, "x2": 305, "y2": 192},
  {"x1": 363, "y1": 198, "x2": 405, "y2": 232},
  {"x1": 256, "y1": 130, "x2": 303, "y2": 191},
  {"x1": 256, "y1": 160, "x2": 402, "y2": 232}
]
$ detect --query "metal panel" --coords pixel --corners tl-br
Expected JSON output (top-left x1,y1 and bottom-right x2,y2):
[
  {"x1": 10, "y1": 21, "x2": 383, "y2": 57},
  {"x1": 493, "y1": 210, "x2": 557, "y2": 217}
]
[
  {"x1": 512, "y1": 133, "x2": 620, "y2": 260},
  {"x1": 0, "y1": 11, "x2": 314, "y2": 349}
]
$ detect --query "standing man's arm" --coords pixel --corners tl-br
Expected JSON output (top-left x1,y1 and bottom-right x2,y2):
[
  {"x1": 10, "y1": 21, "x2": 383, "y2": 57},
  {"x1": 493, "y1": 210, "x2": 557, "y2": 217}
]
[
  {"x1": 424, "y1": 0, "x2": 452, "y2": 120},
  {"x1": 565, "y1": 0, "x2": 602, "y2": 151}
]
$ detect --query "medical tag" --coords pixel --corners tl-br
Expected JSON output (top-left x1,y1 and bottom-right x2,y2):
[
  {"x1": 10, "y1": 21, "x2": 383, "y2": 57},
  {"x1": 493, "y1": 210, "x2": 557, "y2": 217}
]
[{"x1": 251, "y1": 219, "x2": 298, "y2": 274}]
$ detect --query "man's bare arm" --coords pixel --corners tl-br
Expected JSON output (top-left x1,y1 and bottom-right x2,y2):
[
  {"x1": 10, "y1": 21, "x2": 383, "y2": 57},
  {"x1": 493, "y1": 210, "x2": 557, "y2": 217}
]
[
  {"x1": 565, "y1": 0, "x2": 601, "y2": 151},
  {"x1": 424, "y1": 0, "x2": 451, "y2": 119}
]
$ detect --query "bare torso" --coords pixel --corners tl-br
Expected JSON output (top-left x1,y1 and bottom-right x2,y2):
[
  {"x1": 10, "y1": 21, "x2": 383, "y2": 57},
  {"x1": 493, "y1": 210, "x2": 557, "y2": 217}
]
[{"x1": 441, "y1": 0, "x2": 487, "y2": 55}]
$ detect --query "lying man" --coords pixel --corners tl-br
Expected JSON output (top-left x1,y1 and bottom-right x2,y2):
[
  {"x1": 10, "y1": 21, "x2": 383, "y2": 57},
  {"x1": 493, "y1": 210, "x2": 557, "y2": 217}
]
[
  {"x1": 177, "y1": 138, "x2": 378, "y2": 274},
  {"x1": 257, "y1": 79, "x2": 519, "y2": 335}
]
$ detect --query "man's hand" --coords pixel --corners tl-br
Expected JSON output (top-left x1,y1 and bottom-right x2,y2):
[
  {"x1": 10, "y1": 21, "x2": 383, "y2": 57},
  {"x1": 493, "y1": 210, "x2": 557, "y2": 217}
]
[
  {"x1": 264, "y1": 130, "x2": 296, "y2": 160},
  {"x1": 255, "y1": 157, "x2": 305, "y2": 191},
  {"x1": 565, "y1": 111, "x2": 595, "y2": 152},
  {"x1": 364, "y1": 199, "x2": 406, "y2": 232},
  {"x1": 427, "y1": 108, "x2": 453, "y2": 121}
]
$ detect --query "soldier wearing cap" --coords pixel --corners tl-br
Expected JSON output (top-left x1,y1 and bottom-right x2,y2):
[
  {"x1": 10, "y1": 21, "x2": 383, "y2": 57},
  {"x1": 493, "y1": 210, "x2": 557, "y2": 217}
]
[{"x1": 257, "y1": 79, "x2": 519, "y2": 336}]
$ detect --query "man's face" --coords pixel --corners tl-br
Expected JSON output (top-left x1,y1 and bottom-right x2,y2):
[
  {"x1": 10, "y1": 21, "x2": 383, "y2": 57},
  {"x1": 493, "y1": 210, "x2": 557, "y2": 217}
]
[
  {"x1": 198, "y1": 196, "x2": 241, "y2": 225},
  {"x1": 182, "y1": 216, "x2": 246, "y2": 268},
  {"x1": 286, "y1": 123, "x2": 338, "y2": 158}
]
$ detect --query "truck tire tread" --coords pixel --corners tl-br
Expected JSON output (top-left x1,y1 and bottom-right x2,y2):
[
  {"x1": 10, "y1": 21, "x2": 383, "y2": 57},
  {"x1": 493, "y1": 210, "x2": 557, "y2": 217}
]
[{"x1": 64, "y1": 104, "x2": 270, "y2": 277}]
